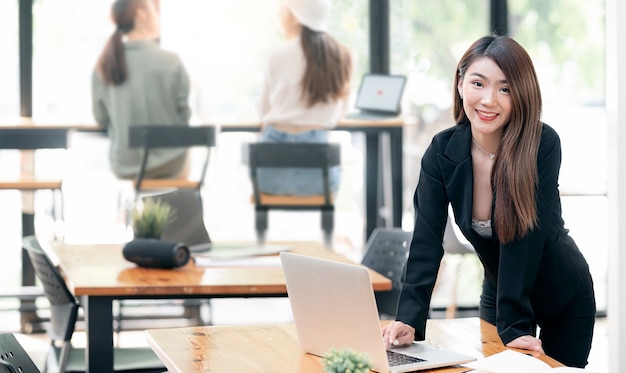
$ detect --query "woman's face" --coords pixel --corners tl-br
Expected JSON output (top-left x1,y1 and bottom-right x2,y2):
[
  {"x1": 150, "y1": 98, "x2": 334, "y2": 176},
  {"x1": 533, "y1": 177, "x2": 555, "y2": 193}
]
[
  {"x1": 279, "y1": 4, "x2": 301, "y2": 39},
  {"x1": 457, "y1": 57, "x2": 512, "y2": 138},
  {"x1": 137, "y1": 0, "x2": 161, "y2": 39}
]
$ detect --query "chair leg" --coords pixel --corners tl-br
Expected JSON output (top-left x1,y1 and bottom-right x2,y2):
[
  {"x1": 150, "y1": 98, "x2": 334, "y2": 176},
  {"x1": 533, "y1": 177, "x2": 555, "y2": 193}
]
[
  {"x1": 255, "y1": 209, "x2": 268, "y2": 244},
  {"x1": 321, "y1": 209, "x2": 334, "y2": 248}
]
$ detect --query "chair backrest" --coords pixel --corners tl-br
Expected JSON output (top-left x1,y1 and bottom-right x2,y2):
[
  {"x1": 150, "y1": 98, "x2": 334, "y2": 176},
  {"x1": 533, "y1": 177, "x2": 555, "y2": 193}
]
[
  {"x1": 128, "y1": 125, "x2": 217, "y2": 192},
  {"x1": 0, "y1": 333, "x2": 41, "y2": 373},
  {"x1": 248, "y1": 142, "x2": 341, "y2": 206},
  {"x1": 22, "y1": 236, "x2": 79, "y2": 343},
  {"x1": 360, "y1": 227, "x2": 413, "y2": 318},
  {"x1": 0, "y1": 128, "x2": 70, "y2": 150}
]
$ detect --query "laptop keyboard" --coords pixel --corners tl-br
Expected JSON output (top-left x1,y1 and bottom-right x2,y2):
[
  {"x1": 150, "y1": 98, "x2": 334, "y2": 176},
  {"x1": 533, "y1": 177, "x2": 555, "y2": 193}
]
[{"x1": 386, "y1": 350, "x2": 426, "y2": 366}]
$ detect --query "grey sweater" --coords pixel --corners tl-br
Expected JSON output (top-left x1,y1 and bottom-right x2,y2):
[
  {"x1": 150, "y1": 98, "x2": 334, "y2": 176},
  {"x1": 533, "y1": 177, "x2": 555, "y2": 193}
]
[{"x1": 92, "y1": 40, "x2": 191, "y2": 179}]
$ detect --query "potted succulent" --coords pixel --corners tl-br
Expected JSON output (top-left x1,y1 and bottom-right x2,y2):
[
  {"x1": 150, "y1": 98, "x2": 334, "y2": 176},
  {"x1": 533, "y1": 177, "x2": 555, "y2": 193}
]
[
  {"x1": 322, "y1": 347, "x2": 372, "y2": 373},
  {"x1": 131, "y1": 198, "x2": 176, "y2": 239}
]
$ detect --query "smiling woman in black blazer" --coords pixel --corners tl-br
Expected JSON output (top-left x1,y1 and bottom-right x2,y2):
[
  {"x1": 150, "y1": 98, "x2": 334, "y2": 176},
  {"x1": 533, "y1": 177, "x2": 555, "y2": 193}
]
[{"x1": 382, "y1": 35, "x2": 596, "y2": 368}]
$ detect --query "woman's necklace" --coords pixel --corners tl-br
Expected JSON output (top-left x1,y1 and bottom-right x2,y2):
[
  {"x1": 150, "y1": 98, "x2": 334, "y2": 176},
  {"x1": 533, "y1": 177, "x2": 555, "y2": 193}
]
[{"x1": 472, "y1": 138, "x2": 496, "y2": 159}]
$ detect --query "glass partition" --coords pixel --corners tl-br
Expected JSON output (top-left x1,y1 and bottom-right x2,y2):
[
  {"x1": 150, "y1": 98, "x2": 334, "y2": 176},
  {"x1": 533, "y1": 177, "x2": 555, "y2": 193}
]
[{"x1": 32, "y1": 0, "x2": 111, "y2": 120}]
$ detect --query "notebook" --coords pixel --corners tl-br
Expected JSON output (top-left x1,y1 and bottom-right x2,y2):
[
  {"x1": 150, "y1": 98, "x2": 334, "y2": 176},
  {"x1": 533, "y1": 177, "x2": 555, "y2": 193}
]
[
  {"x1": 346, "y1": 74, "x2": 407, "y2": 120},
  {"x1": 280, "y1": 251, "x2": 476, "y2": 372}
]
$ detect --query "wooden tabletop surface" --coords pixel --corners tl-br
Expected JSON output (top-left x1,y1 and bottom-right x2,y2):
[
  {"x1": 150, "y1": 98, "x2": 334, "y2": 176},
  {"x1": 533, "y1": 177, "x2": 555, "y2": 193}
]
[
  {"x1": 144, "y1": 317, "x2": 564, "y2": 373},
  {"x1": 0, "y1": 116, "x2": 404, "y2": 130},
  {"x1": 48, "y1": 241, "x2": 392, "y2": 297}
]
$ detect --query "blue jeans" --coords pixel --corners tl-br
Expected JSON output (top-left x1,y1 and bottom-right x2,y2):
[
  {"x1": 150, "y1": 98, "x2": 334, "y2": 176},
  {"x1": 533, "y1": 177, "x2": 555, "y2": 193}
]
[{"x1": 255, "y1": 125, "x2": 341, "y2": 196}]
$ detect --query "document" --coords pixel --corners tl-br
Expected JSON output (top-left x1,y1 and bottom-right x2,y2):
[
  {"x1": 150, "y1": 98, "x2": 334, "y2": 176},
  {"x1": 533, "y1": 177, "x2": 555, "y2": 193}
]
[
  {"x1": 192, "y1": 244, "x2": 290, "y2": 267},
  {"x1": 463, "y1": 350, "x2": 598, "y2": 372}
]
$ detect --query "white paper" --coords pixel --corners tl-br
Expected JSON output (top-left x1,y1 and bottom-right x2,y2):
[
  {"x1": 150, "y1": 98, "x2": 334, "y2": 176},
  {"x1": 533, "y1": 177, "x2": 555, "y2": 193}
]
[
  {"x1": 464, "y1": 350, "x2": 597, "y2": 373},
  {"x1": 193, "y1": 244, "x2": 291, "y2": 259},
  {"x1": 192, "y1": 254, "x2": 283, "y2": 267}
]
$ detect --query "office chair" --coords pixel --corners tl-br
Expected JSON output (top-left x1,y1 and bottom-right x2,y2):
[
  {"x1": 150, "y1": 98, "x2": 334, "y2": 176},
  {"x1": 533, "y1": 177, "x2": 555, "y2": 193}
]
[
  {"x1": 128, "y1": 125, "x2": 216, "y2": 196},
  {"x1": 360, "y1": 227, "x2": 413, "y2": 319},
  {"x1": 247, "y1": 142, "x2": 340, "y2": 247},
  {"x1": 22, "y1": 236, "x2": 166, "y2": 373},
  {"x1": 126, "y1": 125, "x2": 216, "y2": 326},
  {"x1": 0, "y1": 333, "x2": 41, "y2": 373}
]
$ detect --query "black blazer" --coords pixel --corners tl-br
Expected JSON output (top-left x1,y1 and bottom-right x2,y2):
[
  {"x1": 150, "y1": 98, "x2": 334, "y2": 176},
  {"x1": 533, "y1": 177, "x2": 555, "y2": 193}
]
[{"x1": 396, "y1": 121, "x2": 593, "y2": 344}]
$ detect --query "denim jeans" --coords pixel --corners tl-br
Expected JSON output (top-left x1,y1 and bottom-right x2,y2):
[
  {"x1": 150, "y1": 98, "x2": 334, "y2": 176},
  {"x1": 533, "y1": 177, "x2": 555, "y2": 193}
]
[{"x1": 255, "y1": 125, "x2": 341, "y2": 196}]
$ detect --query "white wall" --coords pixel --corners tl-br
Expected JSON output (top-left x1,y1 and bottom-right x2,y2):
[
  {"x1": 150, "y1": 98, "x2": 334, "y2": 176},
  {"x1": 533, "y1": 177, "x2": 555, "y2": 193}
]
[{"x1": 606, "y1": 0, "x2": 626, "y2": 371}]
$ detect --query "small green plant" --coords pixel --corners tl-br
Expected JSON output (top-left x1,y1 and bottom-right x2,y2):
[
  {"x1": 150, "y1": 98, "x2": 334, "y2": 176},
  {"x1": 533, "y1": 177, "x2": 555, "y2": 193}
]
[
  {"x1": 131, "y1": 198, "x2": 176, "y2": 239},
  {"x1": 322, "y1": 347, "x2": 372, "y2": 373}
]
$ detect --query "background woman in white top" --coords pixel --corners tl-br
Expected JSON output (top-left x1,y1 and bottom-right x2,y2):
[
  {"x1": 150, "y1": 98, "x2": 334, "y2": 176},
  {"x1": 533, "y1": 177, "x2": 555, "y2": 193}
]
[{"x1": 256, "y1": 0, "x2": 353, "y2": 195}]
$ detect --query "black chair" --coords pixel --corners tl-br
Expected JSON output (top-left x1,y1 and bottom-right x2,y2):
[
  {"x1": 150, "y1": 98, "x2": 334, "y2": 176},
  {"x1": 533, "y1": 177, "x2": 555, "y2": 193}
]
[
  {"x1": 0, "y1": 333, "x2": 41, "y2": 373},
  {"x1": 360, "y1": 227, "x2": 413, "y2": 319},
  {"x1": 125, "y1": 125, "x2": 217, "y2": 329},
  {"x1": 247, "y1": 142, "x2": 341, "y2": 247},
  {"x1": 22, "y1": 236, "x2": 165, "y2": 373},
  {"x1": 127, "y1": 125, "x2": 216, "y2": 196}
]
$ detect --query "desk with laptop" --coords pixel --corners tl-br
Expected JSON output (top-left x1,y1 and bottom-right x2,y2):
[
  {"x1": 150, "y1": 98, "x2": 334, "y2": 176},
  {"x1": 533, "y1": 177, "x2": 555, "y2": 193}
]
[{"x1": 145, "y1": 252, "x2": 566, "y2": 372}]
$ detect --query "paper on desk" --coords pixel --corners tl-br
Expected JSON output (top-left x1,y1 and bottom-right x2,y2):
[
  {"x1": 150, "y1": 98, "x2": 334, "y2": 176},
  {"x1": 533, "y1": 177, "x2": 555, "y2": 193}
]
[
  {"x1": 463, "y1": 350, "x2": 597, "y2": 372},
  {"x1": 192, "y1": 244, "x2": 290, "y2": 267},
  {"x1": 193, "y1": 255, "x2": 283, "y2": 267}
]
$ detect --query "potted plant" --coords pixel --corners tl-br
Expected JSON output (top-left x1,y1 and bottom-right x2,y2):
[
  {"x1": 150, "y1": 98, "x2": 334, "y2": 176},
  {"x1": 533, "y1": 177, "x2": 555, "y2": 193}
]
[
  {"x1": 322, "y1": 347, "x2": 372, "y2": 373},
  {"x1": 131, "y1": 198, "x2": 176, "y2": 239}
]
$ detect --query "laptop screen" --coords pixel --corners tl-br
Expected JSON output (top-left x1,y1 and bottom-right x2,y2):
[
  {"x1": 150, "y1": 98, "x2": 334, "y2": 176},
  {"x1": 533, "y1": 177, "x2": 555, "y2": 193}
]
[{"x1": 354, "y1": 74, "x2": 407, "y2": 113}]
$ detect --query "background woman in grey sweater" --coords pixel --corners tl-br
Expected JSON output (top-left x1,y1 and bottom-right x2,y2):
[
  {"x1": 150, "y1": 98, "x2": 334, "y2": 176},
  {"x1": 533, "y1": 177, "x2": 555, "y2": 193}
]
[{"x1": 92, "y1": 0, "x2": 191, "y2": 179}]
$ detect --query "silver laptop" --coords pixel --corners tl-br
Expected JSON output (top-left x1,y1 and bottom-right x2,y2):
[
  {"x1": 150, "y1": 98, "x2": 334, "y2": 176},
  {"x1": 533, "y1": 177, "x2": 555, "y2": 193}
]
[
  {"x1": 346, "y1": 74, "x2": 407, "y2": 120},
  {"x1": 280, "y1": 251, "x2": 476, "y2": 372}
]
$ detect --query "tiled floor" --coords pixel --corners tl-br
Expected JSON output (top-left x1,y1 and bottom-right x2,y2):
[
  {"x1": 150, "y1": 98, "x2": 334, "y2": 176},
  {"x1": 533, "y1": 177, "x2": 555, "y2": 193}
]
[{"x1": 0, "y1": 132, "x2": 609, "y2": 372}]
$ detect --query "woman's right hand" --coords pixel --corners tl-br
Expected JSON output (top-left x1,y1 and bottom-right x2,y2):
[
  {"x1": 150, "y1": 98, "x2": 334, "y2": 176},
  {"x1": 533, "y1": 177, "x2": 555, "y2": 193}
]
[
  {"x1": 381, "y1": 321, "x2": 415, "y2": 349},
  {"x1": 505, "y1": 335, "x2": 545, "y2": 355}
]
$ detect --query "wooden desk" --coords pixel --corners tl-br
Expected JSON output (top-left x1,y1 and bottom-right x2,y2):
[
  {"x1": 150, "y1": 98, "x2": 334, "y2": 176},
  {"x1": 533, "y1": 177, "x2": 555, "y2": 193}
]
[
  {"x1": 50, "y1": 240, "x2": 392, "y2": 373},
  {"x1": 144, "y1": 318, "x2": 565, "y2": 373}
]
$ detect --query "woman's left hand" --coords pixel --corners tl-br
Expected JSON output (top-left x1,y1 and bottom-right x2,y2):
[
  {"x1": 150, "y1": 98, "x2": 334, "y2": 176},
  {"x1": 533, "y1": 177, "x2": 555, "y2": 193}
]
[{"x1": 506, "y1": 335, "x2": 545, "y2": 354}]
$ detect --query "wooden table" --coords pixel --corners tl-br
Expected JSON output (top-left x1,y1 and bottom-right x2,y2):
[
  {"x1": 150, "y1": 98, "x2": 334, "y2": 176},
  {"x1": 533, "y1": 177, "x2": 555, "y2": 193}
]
[
  {"x1": 144, "y1": 318, "x2": 564, "y2": 373},
  {"x1": 50, "y1": 240, "x2": 392, "y2": 373}
]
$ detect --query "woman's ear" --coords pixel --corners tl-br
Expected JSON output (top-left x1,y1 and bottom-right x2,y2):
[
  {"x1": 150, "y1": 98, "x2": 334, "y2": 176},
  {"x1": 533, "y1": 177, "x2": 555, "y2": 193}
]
[{"x1": 457, "y1": 80, "x2": 463, "y2": 100}]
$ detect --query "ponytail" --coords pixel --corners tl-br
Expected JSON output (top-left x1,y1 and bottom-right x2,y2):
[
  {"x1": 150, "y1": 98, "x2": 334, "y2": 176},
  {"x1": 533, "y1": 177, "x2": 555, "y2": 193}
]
[{"x1": 95, "y1": 0, "x2": 141, "y2": 85}]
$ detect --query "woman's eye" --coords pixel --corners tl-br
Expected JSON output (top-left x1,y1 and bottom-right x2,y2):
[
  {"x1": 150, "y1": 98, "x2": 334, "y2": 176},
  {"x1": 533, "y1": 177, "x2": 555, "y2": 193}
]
[
  {"x1": 472, "y1": 81, "x2": 483, "y2": 88},
  {"x1": 500, "y1": 87, "x2": 511, "y2": 94}
]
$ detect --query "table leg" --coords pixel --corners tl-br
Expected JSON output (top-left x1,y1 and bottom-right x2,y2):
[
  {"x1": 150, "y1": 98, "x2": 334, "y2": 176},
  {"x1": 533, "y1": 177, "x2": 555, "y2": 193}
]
[
  {"x1": 389, "y1": 127, "x2": 403, "y2": 228},
  {"x1": 365, "y1": 133, "x2": 380, "y2": 239},
  {"x1": 83, "y1": 296, "x2": 115, "y2": 373}
]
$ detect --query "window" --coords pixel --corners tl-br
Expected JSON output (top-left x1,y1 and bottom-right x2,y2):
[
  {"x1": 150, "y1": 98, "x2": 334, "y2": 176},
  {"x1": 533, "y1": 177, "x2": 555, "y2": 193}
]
[
  {"x1": 509, "y1": 0, "x2": 607, "y2": 312},
  {"x1": 32, "y1": 0, "x2": 111, "y2": 120},
  {"x1": 390, "y1": 0, "x2": 489, "y2": 224},
  {"x1": 0, "y1": 0, "x2": 19, "y2": 117},
  {"x1": 160, "y1": 0, "x2": 368, "y2": 123}
]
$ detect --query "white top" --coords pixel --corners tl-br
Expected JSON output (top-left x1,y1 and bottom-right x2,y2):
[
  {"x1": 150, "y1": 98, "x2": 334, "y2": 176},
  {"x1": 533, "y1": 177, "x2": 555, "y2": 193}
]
[{"x1": 257, "y1": 37, "x2": 349, "y2": 129}]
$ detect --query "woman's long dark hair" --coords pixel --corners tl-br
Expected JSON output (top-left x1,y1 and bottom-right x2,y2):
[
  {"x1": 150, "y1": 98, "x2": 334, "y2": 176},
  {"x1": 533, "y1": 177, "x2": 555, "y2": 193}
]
[
  {"x1": 453, "y1": 35, "x2": 543, "y2": 243},
  {"x1": 96, "y1": 0, "x2": 143, "y2": 85},
  {"x1": 300, "y1": 26, "x2": 352, "y2": 106}
]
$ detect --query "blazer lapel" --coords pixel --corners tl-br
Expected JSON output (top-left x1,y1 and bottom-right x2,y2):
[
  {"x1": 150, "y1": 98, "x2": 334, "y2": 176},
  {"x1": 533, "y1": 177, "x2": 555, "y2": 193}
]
[{"x1": 437, "y1": 123, "x2": 473, "y2": 230}]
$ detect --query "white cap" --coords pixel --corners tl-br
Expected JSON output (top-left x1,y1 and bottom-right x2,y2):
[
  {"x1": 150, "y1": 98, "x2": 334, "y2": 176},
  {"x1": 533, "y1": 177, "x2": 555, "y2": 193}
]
[{"x1": 284, "y1": 0, "x2": 331, "y2": 32}]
